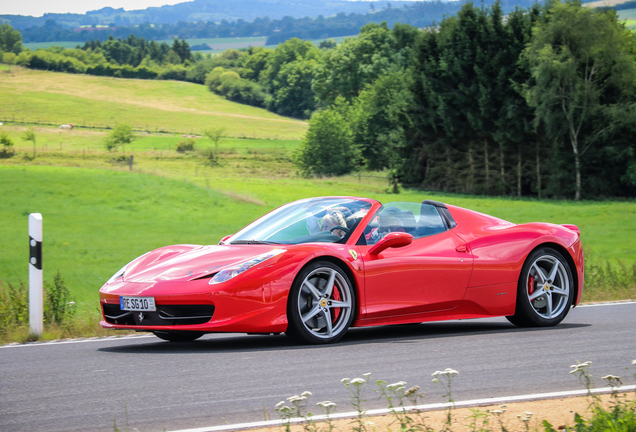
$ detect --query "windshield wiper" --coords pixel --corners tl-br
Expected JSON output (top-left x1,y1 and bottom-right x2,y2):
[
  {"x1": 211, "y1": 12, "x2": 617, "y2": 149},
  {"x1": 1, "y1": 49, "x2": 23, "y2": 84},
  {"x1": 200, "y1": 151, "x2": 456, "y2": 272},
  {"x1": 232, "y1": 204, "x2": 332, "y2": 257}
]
[{"x1": 229, "y1": 240, "x2": 281, "y2": 245}]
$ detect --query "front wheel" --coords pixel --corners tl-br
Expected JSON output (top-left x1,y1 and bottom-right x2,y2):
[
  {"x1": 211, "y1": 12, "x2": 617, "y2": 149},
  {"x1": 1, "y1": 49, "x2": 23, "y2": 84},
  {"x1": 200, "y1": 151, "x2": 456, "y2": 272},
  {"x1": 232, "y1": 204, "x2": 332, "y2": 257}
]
[
  {"x1": 507, "y1": 247, "x2": 574, "y2": 327},
  {"x1": 153, "y1": 331, "x2": 204, "y2": 342},
  {"x1": 286, "y1": 261, "x2": 355, "y2": 344}
]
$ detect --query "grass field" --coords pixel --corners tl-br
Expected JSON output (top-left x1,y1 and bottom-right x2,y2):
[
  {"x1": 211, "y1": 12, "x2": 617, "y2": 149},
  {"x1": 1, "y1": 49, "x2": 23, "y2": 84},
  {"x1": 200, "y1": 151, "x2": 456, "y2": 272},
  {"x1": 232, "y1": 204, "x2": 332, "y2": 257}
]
[{"x1": 0, "y1": 66, "x2": 307, "y2": 140}]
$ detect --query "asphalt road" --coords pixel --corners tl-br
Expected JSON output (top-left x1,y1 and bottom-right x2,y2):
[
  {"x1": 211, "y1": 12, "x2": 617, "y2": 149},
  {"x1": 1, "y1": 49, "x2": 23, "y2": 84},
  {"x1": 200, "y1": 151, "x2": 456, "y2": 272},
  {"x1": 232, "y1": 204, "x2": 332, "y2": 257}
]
[{"x1": 1, "y1": 302, "x2": 635, "y2": 432}]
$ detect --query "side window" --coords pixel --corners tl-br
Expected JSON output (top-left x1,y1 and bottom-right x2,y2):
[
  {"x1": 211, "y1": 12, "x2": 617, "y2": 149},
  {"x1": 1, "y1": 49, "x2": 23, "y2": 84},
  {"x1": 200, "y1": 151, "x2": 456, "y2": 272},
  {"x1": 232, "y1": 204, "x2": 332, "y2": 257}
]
[
  {"x1": 418, "y1": 204, "x2": 446, "y2": 237},
  {"x1": 361, "y1": 202, "x2": 447, "y2": 245}
]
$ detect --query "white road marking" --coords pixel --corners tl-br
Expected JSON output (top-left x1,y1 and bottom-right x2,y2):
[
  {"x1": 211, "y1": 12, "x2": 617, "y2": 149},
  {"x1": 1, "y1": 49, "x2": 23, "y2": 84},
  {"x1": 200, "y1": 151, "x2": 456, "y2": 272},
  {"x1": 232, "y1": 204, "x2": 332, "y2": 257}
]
[
  {"x1": 167, "y1": 385, "x2": 636, "y2": 432},
  {"x1": 0, "y1": 334, "x2": 154, "y2": 348},
  {"x1": 577, "y1": 300, "x2": 636, "y2": 307}
]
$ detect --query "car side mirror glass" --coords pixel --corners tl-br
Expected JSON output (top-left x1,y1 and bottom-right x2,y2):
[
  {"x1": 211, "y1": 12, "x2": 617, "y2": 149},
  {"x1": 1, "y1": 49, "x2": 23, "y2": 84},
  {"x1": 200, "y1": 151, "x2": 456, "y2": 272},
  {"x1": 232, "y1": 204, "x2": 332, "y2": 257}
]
[{"x1": 367, "y1": 232, "x2": 413, "y2": 256}]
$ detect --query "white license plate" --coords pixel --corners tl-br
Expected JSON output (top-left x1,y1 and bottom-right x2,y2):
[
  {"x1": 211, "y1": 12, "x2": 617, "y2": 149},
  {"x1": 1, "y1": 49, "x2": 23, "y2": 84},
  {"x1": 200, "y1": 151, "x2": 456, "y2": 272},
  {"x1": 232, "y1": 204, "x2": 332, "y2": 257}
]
[{"x1": 120, "y1": 296, "x2": 156, "y2": 312}]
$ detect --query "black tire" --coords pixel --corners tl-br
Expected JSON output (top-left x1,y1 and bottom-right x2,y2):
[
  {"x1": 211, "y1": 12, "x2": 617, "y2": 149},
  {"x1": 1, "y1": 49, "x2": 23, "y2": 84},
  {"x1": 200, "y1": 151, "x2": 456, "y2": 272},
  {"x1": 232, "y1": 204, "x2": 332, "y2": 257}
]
[
  {"x1": 286, "y1": 261, "x2": 355, "y2": 344},
  {"x1": 152, "y1": 331, "x2": 205, "y2": 342},
  {"x1": 506, "y1": 247, "x2": 574, "y2": 327}
]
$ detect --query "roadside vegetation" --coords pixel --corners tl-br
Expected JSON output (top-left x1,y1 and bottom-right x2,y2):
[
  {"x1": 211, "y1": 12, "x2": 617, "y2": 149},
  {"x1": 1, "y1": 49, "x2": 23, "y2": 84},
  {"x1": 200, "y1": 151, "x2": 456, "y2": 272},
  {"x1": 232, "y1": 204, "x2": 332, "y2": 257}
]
[{"x1": 262, "y1": 361, "x2": 636, "y2": 432}]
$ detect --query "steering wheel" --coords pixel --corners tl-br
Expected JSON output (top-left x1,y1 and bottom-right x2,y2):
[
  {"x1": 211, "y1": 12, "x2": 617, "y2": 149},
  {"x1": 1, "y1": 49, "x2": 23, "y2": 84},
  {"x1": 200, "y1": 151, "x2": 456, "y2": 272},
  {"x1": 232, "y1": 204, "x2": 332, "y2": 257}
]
[{"x1": 329, "y1": 225, "x2": 350, "y2": 234}]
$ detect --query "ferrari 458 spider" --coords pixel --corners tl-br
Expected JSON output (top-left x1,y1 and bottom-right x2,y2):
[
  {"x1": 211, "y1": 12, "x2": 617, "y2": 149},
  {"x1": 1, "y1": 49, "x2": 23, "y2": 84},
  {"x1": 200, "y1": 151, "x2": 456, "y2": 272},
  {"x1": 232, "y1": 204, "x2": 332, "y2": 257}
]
[{"x1": 99, "y1": 197, "x2": 584, "y2": 344}]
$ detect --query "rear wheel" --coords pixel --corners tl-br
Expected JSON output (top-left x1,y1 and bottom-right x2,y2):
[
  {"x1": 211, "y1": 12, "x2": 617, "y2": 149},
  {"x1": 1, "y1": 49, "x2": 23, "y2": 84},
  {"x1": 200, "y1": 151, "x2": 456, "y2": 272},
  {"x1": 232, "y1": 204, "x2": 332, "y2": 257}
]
[
  {"x1": 152, "y1": 331, "x2": 204, "y2": 342},
  {"x1": 507, "y1": 247, "x2": 574, "y2": 327},
  {"x1": 286, "y1": 261, "x2": 355, "y2": 344}
]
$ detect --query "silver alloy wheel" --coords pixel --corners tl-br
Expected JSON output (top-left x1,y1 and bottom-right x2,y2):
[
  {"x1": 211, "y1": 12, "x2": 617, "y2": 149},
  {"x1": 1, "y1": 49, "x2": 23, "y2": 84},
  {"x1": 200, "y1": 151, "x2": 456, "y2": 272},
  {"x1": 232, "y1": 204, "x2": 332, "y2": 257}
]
[
  {"x1": 526, "y1": 254, "x2": 570, "y2": 319},
  {"x1": 296, "y1": 266, "x2": 353, "y2": 340}
]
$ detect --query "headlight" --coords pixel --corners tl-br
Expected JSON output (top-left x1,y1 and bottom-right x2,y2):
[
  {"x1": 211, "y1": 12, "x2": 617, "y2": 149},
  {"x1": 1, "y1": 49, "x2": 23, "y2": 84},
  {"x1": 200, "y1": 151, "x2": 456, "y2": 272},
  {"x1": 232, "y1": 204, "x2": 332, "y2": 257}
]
[
  {"x1": 106, "y1": 252, "x2": 149, "y2": 284},
  {"x1": 209, "y1": 249, "x2": 285, "y2": 285},
  {"x1": 106, "y1": 263, "x2": 128, "y2": 284}
]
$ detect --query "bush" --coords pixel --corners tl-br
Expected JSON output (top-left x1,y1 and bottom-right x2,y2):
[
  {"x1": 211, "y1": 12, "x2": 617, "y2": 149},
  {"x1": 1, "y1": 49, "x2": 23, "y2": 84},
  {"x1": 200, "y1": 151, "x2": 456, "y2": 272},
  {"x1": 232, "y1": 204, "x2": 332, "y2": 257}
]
[
  {"x1": 44, "y1": 270, "x2": 75, "y2": 326},
  {"x1": 175, "y1": 138, "x2": 196, "y2": 153},
  {"x1": 2, "y1": 52, "x2": 16, "y2": 64},
  {"x1": 0, "y1": 131, "x2": 15, "y2": 158},
  {"x1": 0, "y1": 280, "x2": 28, "y2": 333},
  {"x1": 205, "y1": 67, "x2": 266, "y2": 107}
]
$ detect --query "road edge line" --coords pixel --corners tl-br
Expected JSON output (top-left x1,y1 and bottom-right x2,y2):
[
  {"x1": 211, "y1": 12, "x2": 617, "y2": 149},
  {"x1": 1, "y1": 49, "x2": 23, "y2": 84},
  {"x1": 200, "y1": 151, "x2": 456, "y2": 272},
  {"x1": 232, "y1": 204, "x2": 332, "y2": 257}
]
[{"x1": 167, "y1": 384, "x2": 636, "y2": 432}]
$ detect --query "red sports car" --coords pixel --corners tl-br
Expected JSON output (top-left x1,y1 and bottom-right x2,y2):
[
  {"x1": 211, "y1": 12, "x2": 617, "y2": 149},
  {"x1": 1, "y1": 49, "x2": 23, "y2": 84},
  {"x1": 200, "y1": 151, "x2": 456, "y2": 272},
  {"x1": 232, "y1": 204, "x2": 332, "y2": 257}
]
[{"x1": 99, "y1": 197, "x2": 584, "y2": 344}]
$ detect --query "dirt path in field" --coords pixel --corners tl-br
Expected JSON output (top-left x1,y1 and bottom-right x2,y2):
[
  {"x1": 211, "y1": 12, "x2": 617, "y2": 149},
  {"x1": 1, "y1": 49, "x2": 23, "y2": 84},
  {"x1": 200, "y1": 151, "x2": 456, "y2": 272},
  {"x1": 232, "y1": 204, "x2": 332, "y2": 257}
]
[{"x1": 248, "y1": 392, "x2": 635, "y2": 432}]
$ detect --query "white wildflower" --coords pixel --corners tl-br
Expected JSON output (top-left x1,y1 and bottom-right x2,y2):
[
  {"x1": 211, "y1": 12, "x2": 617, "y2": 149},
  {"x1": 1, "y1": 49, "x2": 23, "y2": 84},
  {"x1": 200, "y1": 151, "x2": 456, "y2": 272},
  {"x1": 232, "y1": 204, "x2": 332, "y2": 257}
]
[
  {"x1": 525, "y1": 411, "x2": 534, "y2": 417},
  {"x1": 432, "y1": 368, "x2": 459, "y2": 378},
  {"x1": 350, "y1": 378, "x2": 366, "y2": 385},
  {"x1": 317, "y1": 401, "x2": 337, "y2": 409},
  {"x1": 491, "y1": 410, "x2": 504, "y2": 415},
  {"x1": 387, "y1": 381, "x2": 407, "y2": 390},
  {"x1": 602, "y1": 375, "x2": 621, "y2": 381},
  {"x1": 301, "y1": 391, "x2": 313, "y2": 397},
  {"x1": 632, "y1": 360, "x2": 636, "y2": 365},
  {"x1": 341, "y1": 378, "x2": 350, "y2": 384},
  {"x1": 275, "y1": 401, "x2": 286, "y2": 409}
]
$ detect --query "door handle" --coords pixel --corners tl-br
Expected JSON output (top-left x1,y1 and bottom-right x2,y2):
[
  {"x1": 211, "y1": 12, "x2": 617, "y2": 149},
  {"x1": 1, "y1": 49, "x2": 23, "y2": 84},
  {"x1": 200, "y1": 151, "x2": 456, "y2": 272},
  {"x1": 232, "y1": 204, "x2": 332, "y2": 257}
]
[{"x1": 456, "y1": 245, "x2": 468, "y2": 253}]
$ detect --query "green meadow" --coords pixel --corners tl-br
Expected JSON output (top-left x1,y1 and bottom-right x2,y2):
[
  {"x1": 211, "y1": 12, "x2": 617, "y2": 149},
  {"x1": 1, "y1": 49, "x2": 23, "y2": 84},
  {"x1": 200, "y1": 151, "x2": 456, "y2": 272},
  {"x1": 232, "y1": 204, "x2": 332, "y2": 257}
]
[
  {"x1": 0, "y1": 67, "x2": 307, "y2": 140},
  {"x1": 0, "y1": 67, "x2": 635, "y2": 342}
]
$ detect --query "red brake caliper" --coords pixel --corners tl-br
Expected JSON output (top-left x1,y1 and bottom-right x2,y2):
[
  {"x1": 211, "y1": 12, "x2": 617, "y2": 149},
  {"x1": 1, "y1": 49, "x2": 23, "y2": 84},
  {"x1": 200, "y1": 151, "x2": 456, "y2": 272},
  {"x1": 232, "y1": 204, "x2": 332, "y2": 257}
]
[
  {"x1": 331, "y1": 286, "x2": 341, "y2": 321},
  {"x1": 527, "y1": 274, "x2": 535, "y2": 295}
]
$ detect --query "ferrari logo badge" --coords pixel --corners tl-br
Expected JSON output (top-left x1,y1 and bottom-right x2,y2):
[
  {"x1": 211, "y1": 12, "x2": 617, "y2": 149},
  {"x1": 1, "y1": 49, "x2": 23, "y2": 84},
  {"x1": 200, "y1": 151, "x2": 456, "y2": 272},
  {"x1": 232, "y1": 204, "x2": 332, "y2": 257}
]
[
  {"x1": 348, "y1": 249, "x2": 358, "y2": 260},
  {"x1": 544, "y1": 283, "x2": 550, "y2": 291},
  {"x1": 320, "y1": 298, "x2": 328, "y2": 307}
]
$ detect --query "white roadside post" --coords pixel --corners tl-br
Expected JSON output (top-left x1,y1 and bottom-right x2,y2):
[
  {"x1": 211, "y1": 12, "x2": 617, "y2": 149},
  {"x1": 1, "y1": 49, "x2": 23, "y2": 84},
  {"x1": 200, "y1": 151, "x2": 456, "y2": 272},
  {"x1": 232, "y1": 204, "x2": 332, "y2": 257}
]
[{"x1": 29, "y1": 213, "x2": 43, "y2": 337}]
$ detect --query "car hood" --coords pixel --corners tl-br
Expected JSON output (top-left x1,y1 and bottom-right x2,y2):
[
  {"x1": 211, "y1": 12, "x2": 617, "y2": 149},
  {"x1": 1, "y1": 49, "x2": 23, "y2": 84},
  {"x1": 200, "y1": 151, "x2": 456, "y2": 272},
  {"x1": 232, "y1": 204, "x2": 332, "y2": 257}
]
[{"x1": 123, "y1": 244, "x2": 285, "y2": 283}]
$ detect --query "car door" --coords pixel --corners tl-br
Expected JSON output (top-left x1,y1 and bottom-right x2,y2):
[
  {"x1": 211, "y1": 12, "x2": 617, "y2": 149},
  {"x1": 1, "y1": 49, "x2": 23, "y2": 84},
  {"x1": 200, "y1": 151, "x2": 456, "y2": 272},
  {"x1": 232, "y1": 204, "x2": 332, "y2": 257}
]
[{"x1": 357, "y1": 202, "x2": 474, "y2": 320}]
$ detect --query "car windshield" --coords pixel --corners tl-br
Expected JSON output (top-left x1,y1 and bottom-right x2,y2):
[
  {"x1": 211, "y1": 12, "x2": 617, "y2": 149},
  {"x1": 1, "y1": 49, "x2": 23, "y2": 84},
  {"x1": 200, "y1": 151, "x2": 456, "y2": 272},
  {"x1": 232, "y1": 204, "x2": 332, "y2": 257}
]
[{"x1": 227, "y1": 198, "x2": 373, "y2": 245}]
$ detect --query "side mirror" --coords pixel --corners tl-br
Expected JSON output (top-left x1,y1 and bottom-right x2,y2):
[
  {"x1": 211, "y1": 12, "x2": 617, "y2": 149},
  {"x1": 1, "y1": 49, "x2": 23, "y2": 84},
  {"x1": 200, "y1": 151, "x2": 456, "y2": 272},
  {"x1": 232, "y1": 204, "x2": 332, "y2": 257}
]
[
  {"x1": 368, "y1": 232, "x2": 413, "y2": 256},
  {"x1": 219, "y1": 235, "x2": 232, "y2": 245}
]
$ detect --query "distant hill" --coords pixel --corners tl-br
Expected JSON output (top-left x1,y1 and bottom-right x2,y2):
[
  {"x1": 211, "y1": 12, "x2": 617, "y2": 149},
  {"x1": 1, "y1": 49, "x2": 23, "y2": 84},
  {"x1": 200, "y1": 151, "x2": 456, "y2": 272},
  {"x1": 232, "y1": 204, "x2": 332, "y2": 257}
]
[
  {"x1": 7, "y1": 0, "x2": 547, "y2": 44},
  {"x1": 1, "y1": 0, "x2": 416, "y2": 29}
]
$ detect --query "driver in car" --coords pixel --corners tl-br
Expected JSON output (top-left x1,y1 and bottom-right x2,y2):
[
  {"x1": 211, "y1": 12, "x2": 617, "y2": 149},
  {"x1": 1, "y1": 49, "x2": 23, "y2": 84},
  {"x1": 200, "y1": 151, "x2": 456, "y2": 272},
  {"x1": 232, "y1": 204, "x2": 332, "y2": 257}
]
[{"x1": 319, "y1": 210, "x2": 347, "y2": 238}]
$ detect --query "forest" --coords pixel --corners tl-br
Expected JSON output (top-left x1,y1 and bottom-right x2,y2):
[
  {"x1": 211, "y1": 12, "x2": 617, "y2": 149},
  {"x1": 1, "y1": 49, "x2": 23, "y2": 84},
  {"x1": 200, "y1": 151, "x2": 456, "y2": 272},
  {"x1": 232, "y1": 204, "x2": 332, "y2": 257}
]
[{"x1": 2, "y1": 0, "x2": 636, "y2": 200}]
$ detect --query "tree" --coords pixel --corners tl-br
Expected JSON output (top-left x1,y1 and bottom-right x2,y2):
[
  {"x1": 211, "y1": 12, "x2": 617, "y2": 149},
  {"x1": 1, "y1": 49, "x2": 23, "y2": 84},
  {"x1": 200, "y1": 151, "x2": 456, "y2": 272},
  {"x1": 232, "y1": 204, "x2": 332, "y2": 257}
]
[
  {"x1": 171, "y1": 37, "x2": 192, "y2": 63},
  {"x1": 204, "y1": 126, "x2": 226, "y2": 158},
  {"x1": 104, "y1": 124, "x2": 136, "y2": 152},
  {"x1": 294, "y1": 98, "x2": 360, "y2": 176},
  {"x1": 313, "y1": 22, "x2": 413, "y2": 107},
  {"x1": 260, "y1": 38, "x2": 322, "y2": 118},
  {"x1": 0, "y1": 24, "x2": 23, "y2": 55},
  {"x1": 351, "y1": 71, "x2": 412, "y2": 171},
  {"x1": 22, "y1": 128, "x2": 36, "y2": 159},
  {"x1": 522, "y1": 1, "x2": 636, "y2": 200}
]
